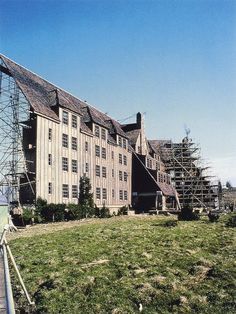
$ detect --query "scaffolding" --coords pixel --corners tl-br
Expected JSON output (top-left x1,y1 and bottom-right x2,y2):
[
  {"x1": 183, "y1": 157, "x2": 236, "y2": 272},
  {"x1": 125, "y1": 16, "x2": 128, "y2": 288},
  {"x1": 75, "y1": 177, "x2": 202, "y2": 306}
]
[
  {"x1": 0, "y1": 57, "x2": 35, "y2": 206},
  {"x1": 160, "y1": 136, "x2": 218, "y2": 209}
]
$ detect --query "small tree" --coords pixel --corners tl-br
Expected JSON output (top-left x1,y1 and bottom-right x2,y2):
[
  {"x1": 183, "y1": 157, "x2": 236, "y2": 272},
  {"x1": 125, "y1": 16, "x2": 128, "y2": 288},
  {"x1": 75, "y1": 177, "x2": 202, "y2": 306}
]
[{"x1": 79, "y1": 175, "x2": 94, "y2": 218}]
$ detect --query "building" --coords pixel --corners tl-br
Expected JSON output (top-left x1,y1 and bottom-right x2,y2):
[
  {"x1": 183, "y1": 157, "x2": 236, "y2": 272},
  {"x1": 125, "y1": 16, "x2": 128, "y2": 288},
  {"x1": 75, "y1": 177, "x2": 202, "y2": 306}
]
[
  {"x1": 150, "y1": 137, "x2": 218, "y2": 209},
  {"x1": 0, "y1": 55, "x2": 131, "y2": 212},
  {"x1": 122, "y1": 113, "x2": 178, "y2": 212}
]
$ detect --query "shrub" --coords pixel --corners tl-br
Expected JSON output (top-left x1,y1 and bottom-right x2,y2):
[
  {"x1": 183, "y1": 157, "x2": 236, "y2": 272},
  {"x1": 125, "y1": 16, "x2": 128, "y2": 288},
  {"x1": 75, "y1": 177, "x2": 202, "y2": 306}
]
[
  {"x1": 22, "y1": 207, "x2": 34, "y2": 225},
  {"x1": 178, "y1": 205, "x2": 200, "y2": 221},
  {"x1": 117, "y1": 206, "x2": 128, "y2": 216},
  {"x1": 100, "y1": 205, "x2": 111, "y2": 218},
  {"x1": 208, "y1": 211, "x2": 220, "y2": 223},
  {"x1": 225, "y1": 214, "x2": 236, "y2": 227}
]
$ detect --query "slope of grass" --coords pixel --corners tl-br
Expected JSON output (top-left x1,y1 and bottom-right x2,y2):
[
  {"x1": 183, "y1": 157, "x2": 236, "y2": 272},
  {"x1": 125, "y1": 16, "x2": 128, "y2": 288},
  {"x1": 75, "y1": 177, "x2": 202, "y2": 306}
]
[{"x1": 9, "y1": 216, "x2": 236, "y2": 314}]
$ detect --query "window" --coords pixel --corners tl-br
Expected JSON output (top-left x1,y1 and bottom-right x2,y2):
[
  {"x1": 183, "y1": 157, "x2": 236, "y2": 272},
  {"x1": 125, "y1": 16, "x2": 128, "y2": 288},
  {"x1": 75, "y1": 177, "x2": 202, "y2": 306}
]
[
  {"x1": 62, "y1": 133, "x2": 68, "y2": 148},
  {"x1": 62, "y1": 111, "x2": 68, "y2": 125},
  {"x1": 96, "y1": 165, "x2": 100, "y2": 177},
  {"x1": 96, "y1": 187, "x2": 101, "y2": 199},
  {"x1": 112, "y1": 169, "x2": 114, "y2": 177},
  {"x1": 85, "y1": 162, "x2": 89, "y2": 173},
  {"x1": 111, "y1": 151, "x2": 114, "y2": 159},
  {"x1": 119, "y1": 190, "x2": 123, "y2": 200},
  {"x1": 119, "y1": 171, "x2": 123, "y2": 181},
  {"x1": 118, "y1": 136, "x2": 122, "y2": 147},
  {"x1": 72, "y1": 185, "x2": 78, "y2": 198},
  {"x1": 112, "y1": 189, "x2": 115, "y2": 198},
  {"x1": 72, "y1": 159, "x2": 77, "y2": 173},
  {"x1": 124, "y1": 190, "x2": 128, "y2": 200},
  {"x1": 102, "y1": 166, "x2": 106, "y2": 178},
  {"x1": 85, "y1": 141, "x2": 88, "y2": 152},
  {"x1": 48, "y1": 128, "x2": 52, "y2": 140},
  {"x1": 72, "y1": 137, "x2": 77, "y2": 150},
  {"x1": 94, "y1": 125, "x2": 100, "y2": 137},
  {"x1": 48, "y1": 154, "x2": 52, "y2": 166},
  {"x1": 119, "y1": 154, "x2": 122, "y2": 164},
  {"x1": 48, "y1": 182, "x2": 52, "y2": 194},
  {"x1": 62, "y1": 157, "x2": 68, "y2": 171},
  {"x1": 95, "y1": 145, "x2": 100, "y2": 157},
  {"x1": 62, "y1": 184, "x2": 69, "y2": 198},
  {"x1": 102, "y1": 188, "x2": 107, "y2": 200},
  {"x1": 124, "y1": 172, "x2": 128, "y2": 182},
  {"x1": 102, "y1": 147, "x2": 106, "y2": 159},
  {"x1": 72, "y1": 115, "x2": 77, "y2": 128},
  {"x1": 123, "y1": 139, "x2": 127, "y2": 149},
  {"x1": 101, "y1": 128, "x2": 106, "y2": 140},
  {"x1": 123, "y1": 155, "x2": 127, "y2": 166}
]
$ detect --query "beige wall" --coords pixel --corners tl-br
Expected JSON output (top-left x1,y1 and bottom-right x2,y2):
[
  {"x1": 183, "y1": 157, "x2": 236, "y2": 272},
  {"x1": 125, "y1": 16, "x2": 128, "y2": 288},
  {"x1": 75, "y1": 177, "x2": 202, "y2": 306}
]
[{"x1": 36, "y1": 108, "x2": 132, "y2": 210}]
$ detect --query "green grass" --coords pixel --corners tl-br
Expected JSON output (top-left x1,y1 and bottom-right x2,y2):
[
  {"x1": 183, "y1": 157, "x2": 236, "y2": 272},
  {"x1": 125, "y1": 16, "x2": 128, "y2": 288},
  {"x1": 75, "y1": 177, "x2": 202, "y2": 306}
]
[{"x1": 9, "y1": 215, "x2": 236, "y2": 314}]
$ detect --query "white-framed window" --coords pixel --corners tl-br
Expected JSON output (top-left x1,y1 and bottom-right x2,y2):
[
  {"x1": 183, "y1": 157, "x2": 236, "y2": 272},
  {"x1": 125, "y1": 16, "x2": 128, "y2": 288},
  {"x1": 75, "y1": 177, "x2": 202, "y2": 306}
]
[
  {"x1": 101, "y1": 128, "x2": 106, "y2": 140},
  {"x1": 124, "y1": 172, "x2": 128, "y2": 182},
  {"x1": 48, "y1": 154, "x2": 52, "y2": 166},
  {"x1": 85, "y1": 141, "x2": 89, "y2": 152},
  {"x1": 72, "y1": 137, "x2": 77, "y2": 150},
  {"x1": 85, "y1": 162, "x2": 89, "y2": 173},
  {"x1": 112, "y1": 169, "x2": 115, "y2": 177},
  {"x1": 95, "y1": 145, "x2": 100, "y2": 157},
  {"x1": 102, "y1": 147, "x2": 106, "y2": 159},
  {"x1": 62, "y1": 111, "x2": 68, "y2": 125},
  {"x1": 123, "y1": 155, "x2": 127, "y2": 166},
  {"x1": 119, "y1": 190, "x2": 123, "y2": 200},
  {"x1": 119, "y1": 171, "x2": 123, "y2": 181},
  {"x1": 72, "y1": 159, "x2": 77, "y2": 173},
  {"x1": 72, "y1": 185, "x2": 78, "y2": 198},
  {"x1": 118, "y1": 136, "x2": 122, "y2": 147},
  {"x1": 102, "y1": 166, "x2": 106, "y2": 178},
  {"x1": 62, "y1": 184, "x2": 69, "y2": 198},
  {"x1": 48, "y1": 128, "x2": 52, "y2": 141},
  {"x1": 124, "y1": 190, "x2": 128, "y2": 200},
  {"x1": 112, "y1": 189, "x2": 115, "y2": 198},
  {"x1": 62, "y1": 133, "x2": 68, "y2": 148},
  {"x1": 111, "y1": 151, "x2": 114, "y2": 159},
  {"x1": 94, "y1": 125, "x2": 100, "y2": 137},
  {"x1": 96, "y1": 165, "x2": 100, "y2": 177},
  {"x1": 48, "y1": 182, "x2": 52, "y2": 194},
  {"x1": 62, "y1": 157, "x2": 68, "y2": 171},
  {"x1": 119, "y1": 154, "x2": 122, "y2": 164},
  {"x1": 96, "y1": 187, "x2": 101, "y2": 199},
  {"x1": 102, "y1": 188, "x2": 107, "y2": 200},
  {"x1": 123, "y1": 139, "x2": 127, "y2": 149},
  {"x1": 72, "y1": 115, "x2": 77, "y2": 128}
]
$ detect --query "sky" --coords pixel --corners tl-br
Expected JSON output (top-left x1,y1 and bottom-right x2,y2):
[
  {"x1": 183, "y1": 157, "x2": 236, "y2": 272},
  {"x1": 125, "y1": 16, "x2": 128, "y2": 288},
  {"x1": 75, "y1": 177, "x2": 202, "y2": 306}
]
[{"x1": 0, "y1": 0, "x2": 236, "y2": 185}]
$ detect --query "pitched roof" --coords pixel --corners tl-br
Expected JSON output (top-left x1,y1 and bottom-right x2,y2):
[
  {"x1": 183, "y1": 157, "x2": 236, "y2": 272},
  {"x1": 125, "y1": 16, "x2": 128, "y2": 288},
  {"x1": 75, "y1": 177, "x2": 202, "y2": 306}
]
[
  {"x1": 0, "y1": 54, "x2": 129, "y2": 139},
  {"x1": 0, "y1": 54, "x2": 84, "y2": 120},
  {"x1": 125, "y1": 129, "x2": 140, "y2": 146}
]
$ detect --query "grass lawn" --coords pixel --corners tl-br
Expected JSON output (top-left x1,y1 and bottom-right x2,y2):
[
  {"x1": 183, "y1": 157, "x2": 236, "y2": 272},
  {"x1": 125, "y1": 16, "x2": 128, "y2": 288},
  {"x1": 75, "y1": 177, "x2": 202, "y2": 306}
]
[{"x1": 8, "y1": 215, "x2": 236, "y2": 314}]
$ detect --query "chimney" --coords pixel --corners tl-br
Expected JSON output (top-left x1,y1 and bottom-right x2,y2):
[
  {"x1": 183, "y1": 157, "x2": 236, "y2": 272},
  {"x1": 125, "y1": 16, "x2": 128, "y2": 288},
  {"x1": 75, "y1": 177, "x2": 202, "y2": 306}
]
[{"x1": 136, "y1": 112, "x2": 146, "y2": 155}]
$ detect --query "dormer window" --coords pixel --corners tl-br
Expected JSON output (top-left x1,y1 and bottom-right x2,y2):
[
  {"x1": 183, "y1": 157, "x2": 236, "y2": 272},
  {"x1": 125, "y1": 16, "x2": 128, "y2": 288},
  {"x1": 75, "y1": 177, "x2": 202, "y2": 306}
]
[
  {"x1": 101, "y1": 128, "x2": 106, "y2": 140},
  {"x1": 95, "y1": 125, "x2": 100, "y2": 137},
  {"x1": 118, "y1": 136, "x2": 122, "y2": 147},
  {"x1": 62, "y1": 111, "x2": 68, "y2": 125},
  {"x1": 123, "y1": 139, "x2": 127, "y2": 149}
]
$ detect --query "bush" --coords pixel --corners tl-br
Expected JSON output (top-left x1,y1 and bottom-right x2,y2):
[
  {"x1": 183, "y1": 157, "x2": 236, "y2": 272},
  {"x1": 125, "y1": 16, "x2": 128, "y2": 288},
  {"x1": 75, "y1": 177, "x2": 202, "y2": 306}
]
[
  {"x1": 225, "y1": 214, "x2": 236, "y2": 227},
  {"x1": 208, "y1": 211, "x2": 220, "y2": 223},
  {"x1": 117, "y1": 206, "x2": 128, "y2": 216},
  {"x1": 178, "y1": 205, "x2": 200, "y2": 221},
  {"x1": 22, "y1": 207, "x2": 34, "y2": 225}
]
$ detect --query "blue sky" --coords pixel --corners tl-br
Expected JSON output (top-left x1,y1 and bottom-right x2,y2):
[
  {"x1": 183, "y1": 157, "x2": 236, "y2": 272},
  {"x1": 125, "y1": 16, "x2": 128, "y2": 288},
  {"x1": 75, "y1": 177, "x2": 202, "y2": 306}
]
[{"x1": 0, "y1": 0, "x2": 236, "y2": 185}]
